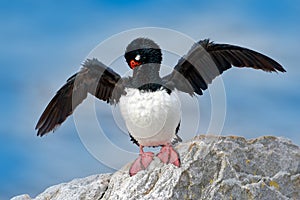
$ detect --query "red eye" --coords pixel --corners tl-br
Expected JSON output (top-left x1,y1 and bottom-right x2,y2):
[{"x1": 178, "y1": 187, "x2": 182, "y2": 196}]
[{"x1": 130, "y1": 60, "x2": 141, "y2": 69}]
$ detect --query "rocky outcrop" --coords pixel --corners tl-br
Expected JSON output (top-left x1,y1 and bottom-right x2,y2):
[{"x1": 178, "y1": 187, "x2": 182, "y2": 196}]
[
  {"x1": 11, "y1": 174, "x2": 111, "y2": 200},
  {"x1": 12, "y1": 135, "x2": 300, "y2": 200}
]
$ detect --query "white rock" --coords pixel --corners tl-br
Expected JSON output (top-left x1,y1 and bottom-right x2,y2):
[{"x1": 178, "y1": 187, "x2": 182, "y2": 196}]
[
  {"x1": 12, "y1": 135, "x2": 300, "y2": 200},
  {"x1": 11, "y1": 194, "x2": 31, "y2": 200}
]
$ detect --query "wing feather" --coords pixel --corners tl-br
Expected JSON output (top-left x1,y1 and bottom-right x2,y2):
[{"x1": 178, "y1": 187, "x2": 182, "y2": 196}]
[
  {"x1": 36, "y1": 58, "x2": 124, "y2": 136},
  {"x1": 164, "y1": 39, "x2": 285, "y2": 95}
]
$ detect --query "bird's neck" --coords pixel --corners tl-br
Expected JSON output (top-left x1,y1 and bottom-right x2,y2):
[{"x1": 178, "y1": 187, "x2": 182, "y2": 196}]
[{"x1": 131, "y1": 63, "x2": 161, "y2": 87}]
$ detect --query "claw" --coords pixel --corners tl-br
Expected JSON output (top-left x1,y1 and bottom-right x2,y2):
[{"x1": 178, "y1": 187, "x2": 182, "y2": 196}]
[
  {"x1": 157, "y1": 143, "x2": 180, "y2": 167},
  {"x1": 129, "y1": 145, "x2": 154, "y2": 176}
]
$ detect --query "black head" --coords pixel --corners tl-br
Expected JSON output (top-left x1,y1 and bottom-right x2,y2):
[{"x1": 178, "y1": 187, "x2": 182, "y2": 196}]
[{"x1": 124, "y1": 38, "x2": 162, "y2": 69}]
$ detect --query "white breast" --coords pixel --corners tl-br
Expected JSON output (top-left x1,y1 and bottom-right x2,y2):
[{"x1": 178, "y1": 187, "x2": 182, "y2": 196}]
[{"x1": 119, "y1": 88, "x2": 181, "y2": 147}]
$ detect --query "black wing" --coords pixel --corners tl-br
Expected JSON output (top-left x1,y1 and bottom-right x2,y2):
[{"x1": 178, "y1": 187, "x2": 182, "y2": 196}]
[
  {"x1": 35, "y1": 58, "x2": 124, "y2": 136},
  {"x1": 164, "y1": 39, "x2": 286, "y2": 95}
]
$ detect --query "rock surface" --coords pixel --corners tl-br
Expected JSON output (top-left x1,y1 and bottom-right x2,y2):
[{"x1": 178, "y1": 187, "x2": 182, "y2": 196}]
[
  {"x1": 11, "y1": 174, "x2": 111, "y2": 200},
  {"x1": 12, "y1": 135, "x2": 300, "y2": 200}
]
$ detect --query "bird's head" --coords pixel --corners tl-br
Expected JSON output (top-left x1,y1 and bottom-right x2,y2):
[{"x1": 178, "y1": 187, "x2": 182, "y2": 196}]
[{"x1": 124, "y1": 38, "x2": 162, "y2": 69}]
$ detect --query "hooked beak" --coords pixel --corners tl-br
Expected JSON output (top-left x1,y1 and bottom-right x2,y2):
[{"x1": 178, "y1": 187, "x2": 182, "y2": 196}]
[{"x1": 130, "y1": 60, "x2": 141, "y2": 69}]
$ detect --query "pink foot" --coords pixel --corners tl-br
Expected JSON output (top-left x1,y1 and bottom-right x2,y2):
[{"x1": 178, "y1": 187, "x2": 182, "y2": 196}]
[
  {"x1": 157, "y1": 144, "x2": 180, "y2": 167},
  {"x1": 129, "y1": 146, "x2": 154, "y2": 176}
]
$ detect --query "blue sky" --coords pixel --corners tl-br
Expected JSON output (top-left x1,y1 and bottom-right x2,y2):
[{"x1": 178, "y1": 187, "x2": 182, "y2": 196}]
[{"x1": 1, "y1": 0, "x2": 300, "y2": 199}]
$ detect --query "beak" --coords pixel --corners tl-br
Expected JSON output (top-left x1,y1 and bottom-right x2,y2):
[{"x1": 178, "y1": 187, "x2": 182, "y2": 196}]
[{"x1": 130, "y1": 60, "x2": 141, "y2": 69}]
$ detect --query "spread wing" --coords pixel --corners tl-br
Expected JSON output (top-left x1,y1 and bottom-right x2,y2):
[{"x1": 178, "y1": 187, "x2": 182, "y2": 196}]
[
  {"x1": 164, "y1": 39, "x2": 286, "y2": 95},
  {"x1": 35, "y1": 58, "x2": 124, "y2": 136}
]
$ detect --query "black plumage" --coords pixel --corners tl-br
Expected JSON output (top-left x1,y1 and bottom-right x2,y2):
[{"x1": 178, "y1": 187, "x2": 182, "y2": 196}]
[
  {"x1": 35, "y1": 58, "x2": 124, "y2": 136},
  {"x1": 164, "y1": 39, "x2": 285, "y2": 96},
  {"x1": 36, "y1": 38, "x2": 285, "y2": 137}
]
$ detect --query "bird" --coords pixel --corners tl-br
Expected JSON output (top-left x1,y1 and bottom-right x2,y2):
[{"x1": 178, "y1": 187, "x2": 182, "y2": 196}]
[{"x1": 35, "y1": 37, "x2": 285, "y2": 176}]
